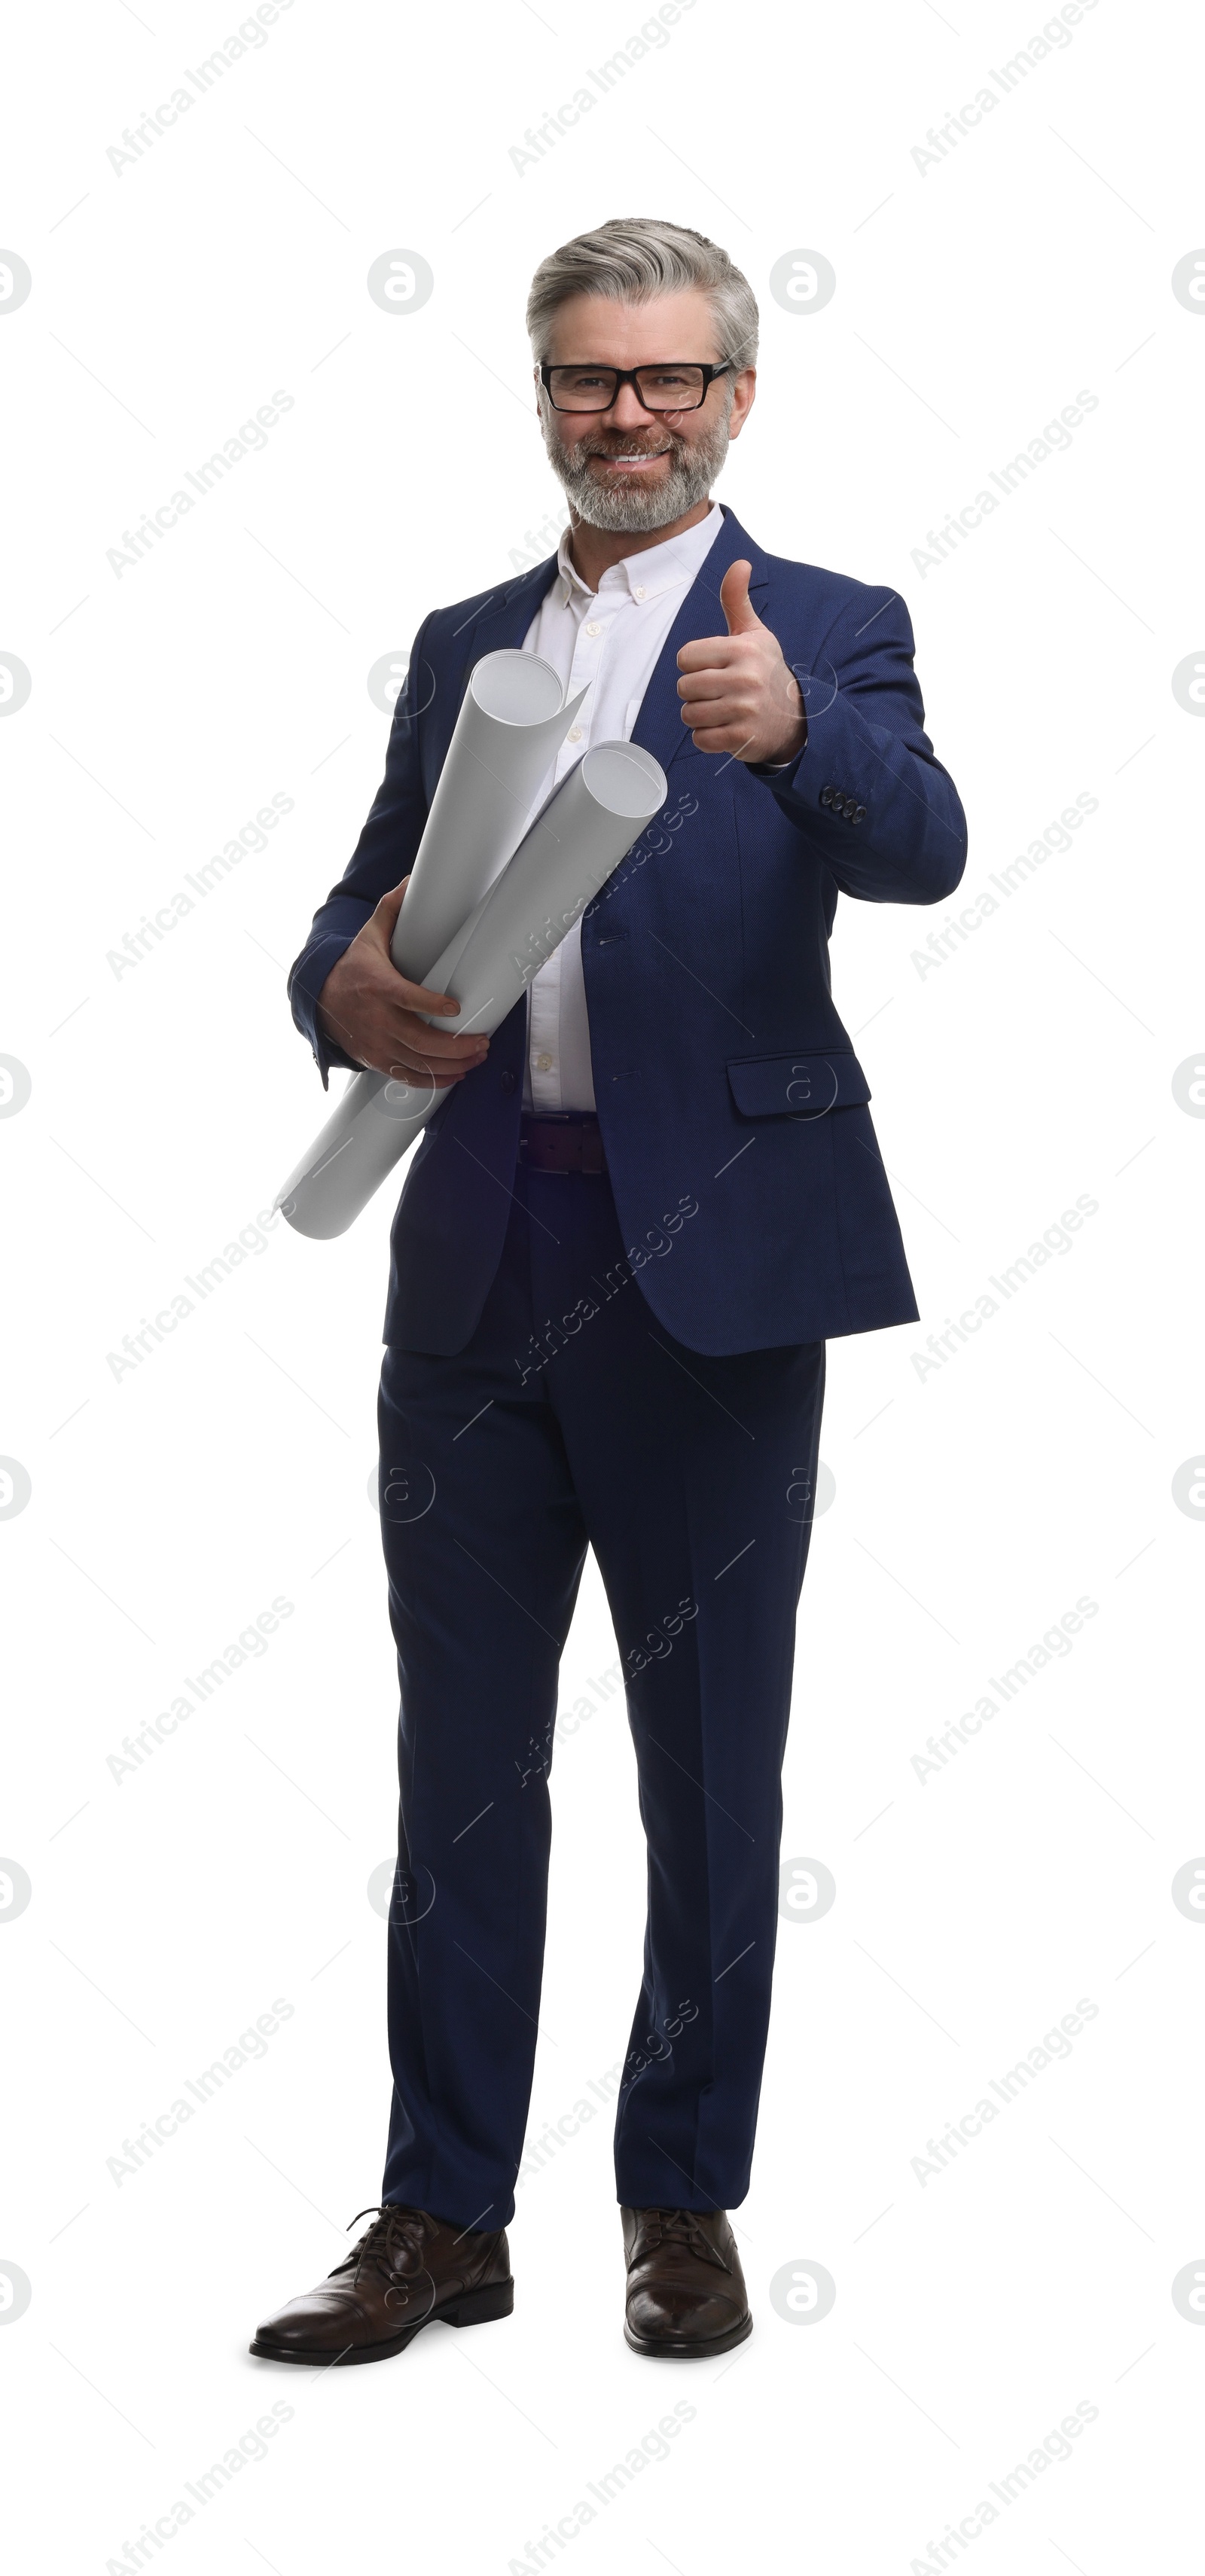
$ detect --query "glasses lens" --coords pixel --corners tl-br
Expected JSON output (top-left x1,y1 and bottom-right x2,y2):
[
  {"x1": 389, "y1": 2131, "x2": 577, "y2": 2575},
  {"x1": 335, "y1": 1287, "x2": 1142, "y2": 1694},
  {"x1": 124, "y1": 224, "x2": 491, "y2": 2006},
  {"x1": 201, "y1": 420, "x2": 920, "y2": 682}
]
[
  {"x1": 634, "y1": 367, "x2": 707, "y2": 410},
  {"x1": 546, "y1": 365, "x2": 709, "y2": 412},
  {"x1": 548, "y1": 367, "x2": 621, "y2": 412}
]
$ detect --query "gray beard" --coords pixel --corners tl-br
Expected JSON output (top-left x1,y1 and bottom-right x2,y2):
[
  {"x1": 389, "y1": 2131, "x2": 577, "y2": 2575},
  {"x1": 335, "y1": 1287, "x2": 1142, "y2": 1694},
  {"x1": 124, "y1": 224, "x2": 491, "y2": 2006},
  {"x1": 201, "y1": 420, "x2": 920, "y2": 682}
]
[{"x1": 541, "y1": 396, "x2": 733, "y2": 534}]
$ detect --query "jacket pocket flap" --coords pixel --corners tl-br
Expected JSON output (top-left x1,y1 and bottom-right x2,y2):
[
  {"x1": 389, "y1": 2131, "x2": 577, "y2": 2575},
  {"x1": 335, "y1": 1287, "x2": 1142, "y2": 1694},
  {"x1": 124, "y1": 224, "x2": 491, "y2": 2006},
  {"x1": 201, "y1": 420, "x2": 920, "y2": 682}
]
[{"x1": 726, "y1": 1050, "x2": 871, "y2": 1117}]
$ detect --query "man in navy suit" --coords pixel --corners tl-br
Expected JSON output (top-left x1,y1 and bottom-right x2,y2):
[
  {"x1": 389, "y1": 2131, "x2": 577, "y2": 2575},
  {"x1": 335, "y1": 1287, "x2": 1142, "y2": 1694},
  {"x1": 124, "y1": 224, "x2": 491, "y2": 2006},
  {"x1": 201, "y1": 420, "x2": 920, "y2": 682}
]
[{"x1": 252, "y1": 218, "x2": 966, "y2": 2369}]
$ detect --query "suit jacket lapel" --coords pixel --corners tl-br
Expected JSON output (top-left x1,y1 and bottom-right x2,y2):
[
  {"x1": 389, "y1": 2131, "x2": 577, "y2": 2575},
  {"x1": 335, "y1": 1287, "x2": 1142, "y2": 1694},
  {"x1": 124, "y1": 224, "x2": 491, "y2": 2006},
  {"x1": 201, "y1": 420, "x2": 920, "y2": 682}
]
[{"x1": 462, "y1": 562, "x2": 559, "y2": 657}]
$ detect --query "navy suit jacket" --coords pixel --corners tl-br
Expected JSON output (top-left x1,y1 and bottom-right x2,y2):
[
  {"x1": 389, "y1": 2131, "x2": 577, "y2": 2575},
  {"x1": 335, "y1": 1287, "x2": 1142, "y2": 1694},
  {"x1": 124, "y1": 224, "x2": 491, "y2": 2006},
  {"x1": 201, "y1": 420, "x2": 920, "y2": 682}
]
[{"x1": 288, "y1": 506, "x2": 967, "y2": 1356}]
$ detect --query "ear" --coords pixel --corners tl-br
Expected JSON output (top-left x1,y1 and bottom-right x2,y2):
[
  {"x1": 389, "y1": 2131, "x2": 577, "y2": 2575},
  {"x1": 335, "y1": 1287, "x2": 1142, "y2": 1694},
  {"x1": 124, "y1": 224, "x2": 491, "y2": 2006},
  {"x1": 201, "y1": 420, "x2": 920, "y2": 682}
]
[{"x1": 727, "y1": 367, "x2": 757, "y2": 439}]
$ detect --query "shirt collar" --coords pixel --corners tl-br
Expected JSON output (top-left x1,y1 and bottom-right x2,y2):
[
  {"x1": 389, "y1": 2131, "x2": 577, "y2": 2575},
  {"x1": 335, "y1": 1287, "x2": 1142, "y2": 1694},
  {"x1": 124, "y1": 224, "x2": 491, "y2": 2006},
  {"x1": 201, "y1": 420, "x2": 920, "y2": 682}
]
[{"x1": 554, "y1": 501, "x2": 724, "y2": 606}]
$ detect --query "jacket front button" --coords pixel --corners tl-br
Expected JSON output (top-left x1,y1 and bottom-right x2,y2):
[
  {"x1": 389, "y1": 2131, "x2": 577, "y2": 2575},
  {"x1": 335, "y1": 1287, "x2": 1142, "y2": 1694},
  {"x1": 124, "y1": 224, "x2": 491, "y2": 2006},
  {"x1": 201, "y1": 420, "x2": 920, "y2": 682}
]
[{"x1": 499, "y1": 1070, "x2": 517, "y2": 1093}]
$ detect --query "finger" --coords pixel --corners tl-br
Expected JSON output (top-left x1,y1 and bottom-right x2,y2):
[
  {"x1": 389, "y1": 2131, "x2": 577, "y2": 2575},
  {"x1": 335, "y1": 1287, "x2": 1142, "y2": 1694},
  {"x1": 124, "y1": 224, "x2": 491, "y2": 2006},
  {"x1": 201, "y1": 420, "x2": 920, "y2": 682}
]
[
  {"x1": 374, "y1": 1042, "x2": 481, "y2": 1087},
  {"x1": 393, "y1": 974, "x2": 464, "y2": 1017},
  {"x1": 388, "y1": 1013, "x2": 487, "y2": 1063},
  {"x1": 679, "y1": 695, "x2": 752, "y2": 726},
  {"x1": 677, "y1": 667, "x2": 744, "y2": 703},
  {"x1": 676, "y1": 634, "x2": 742, "y2": 673},
  {"x1": 689, "y1": 728, "x2": 755, "y2": 757},
  {"x1": 389, "y1": 1030, "x2": 481, "y2": 1081},
  {"x1": 388, "y1": 1038, "x2": 484, "y2": 1087},
  {"x1": 721, "y1": 559, "x2": 761, "y2": 636},
  {"x1": 391, "y1": 1056, "x2": 476, "y2": 1087},
  {"x1": 395, "y1": 999, "x2": 488, "y2": 1050}
]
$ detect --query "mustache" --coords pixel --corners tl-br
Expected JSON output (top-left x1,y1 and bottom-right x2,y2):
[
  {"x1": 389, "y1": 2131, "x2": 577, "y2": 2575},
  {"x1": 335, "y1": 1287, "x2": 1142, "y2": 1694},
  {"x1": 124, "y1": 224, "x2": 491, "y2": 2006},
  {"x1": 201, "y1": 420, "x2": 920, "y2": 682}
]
[{"x1": 567, "y1": 428, "x2": 681, "y2": 462}]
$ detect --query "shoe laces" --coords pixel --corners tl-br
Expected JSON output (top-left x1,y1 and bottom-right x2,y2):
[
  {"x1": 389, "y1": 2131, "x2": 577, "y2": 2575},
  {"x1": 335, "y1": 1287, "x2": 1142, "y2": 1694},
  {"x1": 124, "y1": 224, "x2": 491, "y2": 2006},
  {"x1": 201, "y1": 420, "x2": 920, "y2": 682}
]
[
  {"x1": 334, "y1": 2204, "x2": 437, "y2": 2285},
  {"x1": 634, "y1": 2208, "x2": 730, "y2": 2269}
]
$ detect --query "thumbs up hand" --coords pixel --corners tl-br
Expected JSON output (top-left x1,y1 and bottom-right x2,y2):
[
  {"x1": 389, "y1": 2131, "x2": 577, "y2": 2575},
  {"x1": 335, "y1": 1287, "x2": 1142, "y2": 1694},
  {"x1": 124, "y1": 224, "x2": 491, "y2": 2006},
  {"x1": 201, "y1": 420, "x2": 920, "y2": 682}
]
[{"x1": 676, "y1": 559, "x2": 807, "y2": 764}]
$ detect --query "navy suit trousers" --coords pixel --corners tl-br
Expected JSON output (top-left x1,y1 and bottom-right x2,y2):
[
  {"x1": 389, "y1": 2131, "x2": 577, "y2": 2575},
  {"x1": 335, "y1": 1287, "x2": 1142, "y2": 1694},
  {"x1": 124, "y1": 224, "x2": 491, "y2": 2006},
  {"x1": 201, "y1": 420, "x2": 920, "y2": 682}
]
[{"x1": 377, "y1": 1161, "x2": 825, "y2": 2227}]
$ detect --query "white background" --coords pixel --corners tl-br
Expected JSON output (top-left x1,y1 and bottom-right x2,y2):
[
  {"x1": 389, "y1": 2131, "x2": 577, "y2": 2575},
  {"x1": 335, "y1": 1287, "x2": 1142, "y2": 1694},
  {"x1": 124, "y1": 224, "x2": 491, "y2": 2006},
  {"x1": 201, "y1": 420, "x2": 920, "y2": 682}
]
[{"x1": 2, "y1": 1, "x2": 1203, "y2": 2568}]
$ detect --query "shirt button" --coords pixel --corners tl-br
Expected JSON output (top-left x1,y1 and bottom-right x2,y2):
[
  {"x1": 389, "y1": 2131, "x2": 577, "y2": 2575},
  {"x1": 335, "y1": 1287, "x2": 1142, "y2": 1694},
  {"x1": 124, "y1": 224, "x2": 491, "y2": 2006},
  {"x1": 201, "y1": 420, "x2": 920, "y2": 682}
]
[
  {"x1": 584, "y1": 620, "x2": 602, "y2": 637},
  {"x1": 633, "y1": 586, "x2": 646, "y2": 600},
  {"x1": 535, "y1": 1051, "x2": 553, "y2": 1073},
  {"x1": 566, "y1": 725, "x2": 583, "y2": 743}
]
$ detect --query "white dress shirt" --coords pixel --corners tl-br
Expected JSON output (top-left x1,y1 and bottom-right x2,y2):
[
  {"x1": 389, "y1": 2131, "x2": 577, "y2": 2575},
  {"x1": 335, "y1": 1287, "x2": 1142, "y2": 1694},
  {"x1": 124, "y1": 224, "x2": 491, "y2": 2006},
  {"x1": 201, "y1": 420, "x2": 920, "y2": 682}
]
[{"x1": 514, "y1": 503, "x2": 725, "y2": 1112}]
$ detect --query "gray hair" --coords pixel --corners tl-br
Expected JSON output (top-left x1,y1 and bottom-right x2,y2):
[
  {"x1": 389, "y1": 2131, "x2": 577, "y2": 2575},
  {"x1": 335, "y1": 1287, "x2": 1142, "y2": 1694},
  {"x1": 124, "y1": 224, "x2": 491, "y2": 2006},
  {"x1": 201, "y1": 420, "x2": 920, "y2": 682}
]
[{"x1": 526, "y1": 217, "x2": 759, "y2": 370}]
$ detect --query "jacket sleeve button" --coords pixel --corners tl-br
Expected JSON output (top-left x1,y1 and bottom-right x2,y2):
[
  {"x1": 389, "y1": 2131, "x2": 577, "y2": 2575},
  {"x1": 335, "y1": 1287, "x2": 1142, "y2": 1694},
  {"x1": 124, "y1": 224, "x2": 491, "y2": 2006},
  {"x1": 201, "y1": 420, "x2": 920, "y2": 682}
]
[{"x1": 819, "y1": 785, "x2": 834, "y2": 807}]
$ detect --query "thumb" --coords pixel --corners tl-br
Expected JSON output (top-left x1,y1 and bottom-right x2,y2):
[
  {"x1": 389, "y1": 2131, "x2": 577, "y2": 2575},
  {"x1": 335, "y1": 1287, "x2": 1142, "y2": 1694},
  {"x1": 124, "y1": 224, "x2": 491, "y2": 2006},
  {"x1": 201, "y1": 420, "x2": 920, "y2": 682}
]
[
  {"x1": 374, "y1": 873, "x2": 411, "y2": 936},
  {"x1": 721, "y1": 559, "x2": 761, "y2": 636}
]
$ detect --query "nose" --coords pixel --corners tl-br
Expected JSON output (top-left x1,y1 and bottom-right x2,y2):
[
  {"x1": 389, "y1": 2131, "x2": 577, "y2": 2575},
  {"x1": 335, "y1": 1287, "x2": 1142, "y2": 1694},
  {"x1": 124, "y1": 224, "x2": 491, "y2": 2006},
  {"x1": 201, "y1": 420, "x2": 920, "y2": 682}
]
[{"x1": 602, "y1": 380, "x2": 657, "y2": 430}]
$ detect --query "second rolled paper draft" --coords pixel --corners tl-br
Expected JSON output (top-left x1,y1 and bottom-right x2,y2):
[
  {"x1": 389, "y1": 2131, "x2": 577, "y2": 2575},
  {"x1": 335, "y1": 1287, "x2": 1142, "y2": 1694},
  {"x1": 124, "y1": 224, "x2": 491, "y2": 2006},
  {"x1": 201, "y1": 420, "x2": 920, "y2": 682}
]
[
  {"x1": 276, "y1": 739, "x2": 667, "y2": 1239},
  {"x1": 432, "y1": 742, "x2": 667, "y2": 1044}
]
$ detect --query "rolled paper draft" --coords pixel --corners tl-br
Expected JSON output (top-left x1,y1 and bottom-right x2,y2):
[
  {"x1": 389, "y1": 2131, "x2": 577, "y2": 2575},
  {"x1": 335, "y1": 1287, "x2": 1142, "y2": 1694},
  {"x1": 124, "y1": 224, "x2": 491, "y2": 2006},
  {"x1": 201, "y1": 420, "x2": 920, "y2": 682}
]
[
  {"x1": 438, "y1": 745, "x2": 667, "y2": 1039},
  {"x1": 389, "y1": 649, "x2": 587, "y2": 984},
  {"x1": 276, "y1": 741, "x2": 667, "y2": 1240}
]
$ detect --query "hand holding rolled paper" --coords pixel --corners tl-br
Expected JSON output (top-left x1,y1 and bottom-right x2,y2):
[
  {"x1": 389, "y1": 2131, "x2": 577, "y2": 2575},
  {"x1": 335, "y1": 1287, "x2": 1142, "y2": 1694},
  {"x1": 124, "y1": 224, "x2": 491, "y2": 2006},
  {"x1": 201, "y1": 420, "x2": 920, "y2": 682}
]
[
  {"x1": 276, "y1": 648, "x2": 667, "y2": 1240},
  {"x1": 315, "y1": 877, "x2": 490, "y2": 1093},
  {"x1": 316, "y1": 646, "x2": 593, "y2": 1090}
]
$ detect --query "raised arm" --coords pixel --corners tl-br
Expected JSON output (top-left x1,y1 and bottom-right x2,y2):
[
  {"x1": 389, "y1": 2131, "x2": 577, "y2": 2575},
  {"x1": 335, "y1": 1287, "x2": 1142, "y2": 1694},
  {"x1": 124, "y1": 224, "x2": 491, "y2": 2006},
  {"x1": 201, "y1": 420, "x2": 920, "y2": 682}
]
[
  {"x1": 761, "y1": 585, "x2": 968, "y2": 906},
  {"x1": 676, "y1": 564, "x2": 967, "y2": 907}
]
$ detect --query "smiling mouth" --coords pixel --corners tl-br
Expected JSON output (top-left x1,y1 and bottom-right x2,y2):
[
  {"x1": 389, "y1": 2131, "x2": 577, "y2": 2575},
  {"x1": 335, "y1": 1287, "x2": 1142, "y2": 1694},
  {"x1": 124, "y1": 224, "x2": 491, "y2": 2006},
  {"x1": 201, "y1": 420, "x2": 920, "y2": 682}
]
[{"x1": 589, "y1": 447, "x2": 672, "y2": 471}]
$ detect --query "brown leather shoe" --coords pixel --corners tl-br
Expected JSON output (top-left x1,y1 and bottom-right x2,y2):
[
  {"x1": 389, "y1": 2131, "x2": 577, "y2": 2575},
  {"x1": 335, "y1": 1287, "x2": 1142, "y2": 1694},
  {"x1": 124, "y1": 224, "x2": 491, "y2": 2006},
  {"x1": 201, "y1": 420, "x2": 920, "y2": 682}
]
[
  {"x1": 621, "y1": 2206, "x2": 752, "y2": 2358},
  {"x1": 250, "y1": 2204, "x2": 514, "y2": 2366}
]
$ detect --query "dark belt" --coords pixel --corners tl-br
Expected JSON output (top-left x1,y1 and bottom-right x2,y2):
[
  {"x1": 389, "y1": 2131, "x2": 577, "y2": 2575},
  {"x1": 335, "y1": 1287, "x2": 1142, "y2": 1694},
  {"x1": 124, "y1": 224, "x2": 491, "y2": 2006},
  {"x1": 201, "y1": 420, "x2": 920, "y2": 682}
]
[{"x1": 517, "y1": 1112, "x2": 609, "y2": 1175}]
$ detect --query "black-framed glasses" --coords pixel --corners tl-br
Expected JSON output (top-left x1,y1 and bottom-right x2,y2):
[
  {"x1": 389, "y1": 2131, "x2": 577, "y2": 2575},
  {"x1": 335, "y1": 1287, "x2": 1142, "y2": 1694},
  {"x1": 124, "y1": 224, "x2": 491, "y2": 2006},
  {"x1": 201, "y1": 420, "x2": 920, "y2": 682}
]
[{"x1": 539, "y1": 361, "x2": 732, "y2": 415}]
